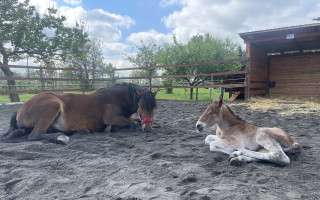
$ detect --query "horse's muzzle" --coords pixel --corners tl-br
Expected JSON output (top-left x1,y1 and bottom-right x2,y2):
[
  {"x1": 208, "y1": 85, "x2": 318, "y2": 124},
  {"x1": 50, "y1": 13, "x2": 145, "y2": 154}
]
[{"x1": 142, "y1": 122, "x2": 152, "y2": 133}]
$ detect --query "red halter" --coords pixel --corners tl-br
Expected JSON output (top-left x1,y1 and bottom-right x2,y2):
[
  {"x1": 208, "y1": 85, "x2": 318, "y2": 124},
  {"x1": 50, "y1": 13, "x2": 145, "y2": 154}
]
[
  {"x1": 138, "y1": 107, "x2": 153, "y2": 124},
  {"x1": 137, "y1": 89, "x2": 153, "y2": 124}
]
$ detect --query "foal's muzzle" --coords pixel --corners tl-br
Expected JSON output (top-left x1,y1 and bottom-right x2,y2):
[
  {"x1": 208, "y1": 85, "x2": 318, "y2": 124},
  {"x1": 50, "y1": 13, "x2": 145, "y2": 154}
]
[
  {"x1": 197, "y1": 124, "x2": 203, "y2": 131},
  {"x1": 196, "y1": 121, "x2": 205, "y2": 132}
]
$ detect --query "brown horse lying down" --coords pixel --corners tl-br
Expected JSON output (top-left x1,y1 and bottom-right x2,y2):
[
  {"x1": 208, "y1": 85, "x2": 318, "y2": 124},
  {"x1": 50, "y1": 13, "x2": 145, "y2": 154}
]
[
  {"x1": 196, "y1": 96, "x2": 301, "y2": 166},
  {"x1": 1, "y1": 83, "x2": 157, "y2": 144}
]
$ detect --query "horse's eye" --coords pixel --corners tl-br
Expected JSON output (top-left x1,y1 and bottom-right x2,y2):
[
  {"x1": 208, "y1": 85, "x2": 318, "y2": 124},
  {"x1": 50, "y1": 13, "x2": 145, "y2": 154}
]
[{"x1": 208, "y1": 112, "x2": 215, "y2": 116}]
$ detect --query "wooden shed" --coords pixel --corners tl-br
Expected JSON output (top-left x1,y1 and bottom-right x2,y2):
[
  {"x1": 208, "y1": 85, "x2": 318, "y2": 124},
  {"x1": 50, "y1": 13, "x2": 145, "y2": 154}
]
[{"x1": 239, "y1": 23, "x2": 320, "y2": 98}]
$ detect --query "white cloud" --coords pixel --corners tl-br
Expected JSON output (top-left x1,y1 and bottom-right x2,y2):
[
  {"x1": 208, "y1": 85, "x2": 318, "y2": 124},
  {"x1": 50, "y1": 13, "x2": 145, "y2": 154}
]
[
  {"x1": 57, "y1": 7, "x2": 135, "y2": 43},
  {"x1": 103, "y1": 43, "x2": 128, "y2": 58},
  {"x1": 85, "y1": 9, "x2": 135, "y2": 42},
  {"x1": 63, "y1": 0, "x2": 82, "y2": 6},
  {"x1": 127, "y1": 29, "x2": 172, "y2": 45},
  {"x1": 26, "y1": 1, "x2": 135, "y2": 44},
  {"x1": 25, "y1": 0, "x2": 57, "y2": 14}
]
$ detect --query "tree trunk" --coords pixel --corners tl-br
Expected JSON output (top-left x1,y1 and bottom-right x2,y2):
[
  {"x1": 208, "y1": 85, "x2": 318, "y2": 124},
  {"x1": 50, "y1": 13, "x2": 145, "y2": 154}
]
[
  {"x1": 0, "y1": 63, "x2": 20, "y2": 102},
  {"x1": 189, "y1": 88, "x2": 193, "y2": 100}
]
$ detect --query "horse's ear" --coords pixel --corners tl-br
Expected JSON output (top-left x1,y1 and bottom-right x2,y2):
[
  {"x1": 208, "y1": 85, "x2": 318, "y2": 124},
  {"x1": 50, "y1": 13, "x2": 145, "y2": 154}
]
[
  {"x1": 152, "y1": 90, "x2": 159, "y2": 96},
  {"x1": 136, "y1": 91, "x2": 142, "y2": 98}
]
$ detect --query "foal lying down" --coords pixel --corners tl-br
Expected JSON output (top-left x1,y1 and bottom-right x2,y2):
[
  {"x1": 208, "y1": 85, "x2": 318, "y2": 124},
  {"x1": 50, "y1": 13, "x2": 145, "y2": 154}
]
[{"x1": 196, "y1": 96, "x2": 301, "y2": 166}]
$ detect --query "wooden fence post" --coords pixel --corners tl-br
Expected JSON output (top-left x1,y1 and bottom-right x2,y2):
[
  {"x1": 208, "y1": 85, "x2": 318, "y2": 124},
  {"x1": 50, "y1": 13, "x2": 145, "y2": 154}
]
[
  {"x1": 149, "y1": 68, "x2": 152, "y2": 90},
  {"x1": 196, "y1": 65, "x2": 199, "y2": 102},
  {"x1": 209, "y1": 75, "x2": 213, "y2": 101},
  {"x1": 244, "y1": 58, "x2": 250, "y2": 100},
  {"x1": 112, "y1": 69, "x2": 116, "y2": 84},
  {"x1": 40, "y1": 67, "x2": 45, "y2": 91}
]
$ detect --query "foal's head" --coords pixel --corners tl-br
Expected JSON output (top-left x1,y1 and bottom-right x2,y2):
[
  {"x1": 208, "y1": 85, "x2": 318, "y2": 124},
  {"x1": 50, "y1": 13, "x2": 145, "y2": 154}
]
[
  {"x1": 196, "y1": 96, "x2": 224, "y2": 132},
  {"x1": 136, "y1": 90, "x2": 157, "y2": 133}
]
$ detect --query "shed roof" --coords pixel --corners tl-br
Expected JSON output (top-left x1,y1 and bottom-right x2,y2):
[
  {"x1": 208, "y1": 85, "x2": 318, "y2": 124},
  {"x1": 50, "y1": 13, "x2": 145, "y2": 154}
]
[{"x1": 239, "y1": 23, "x2": 320, "y2": 54}]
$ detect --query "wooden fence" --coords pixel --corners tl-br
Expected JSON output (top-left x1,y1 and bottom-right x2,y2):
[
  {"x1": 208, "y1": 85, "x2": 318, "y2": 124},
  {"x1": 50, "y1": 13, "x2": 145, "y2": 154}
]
[{"x1": 0, "y1": 57, "x2": 249, "y2": 100}]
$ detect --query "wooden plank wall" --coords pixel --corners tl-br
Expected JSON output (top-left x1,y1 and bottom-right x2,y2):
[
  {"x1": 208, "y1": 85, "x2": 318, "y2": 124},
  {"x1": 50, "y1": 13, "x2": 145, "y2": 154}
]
[
  {"x1": 269, "y1": 52, "x2": 320, "y2": 98},
  {"x1": 248, "y1": 44, "x2": 268, "y2": 95}
]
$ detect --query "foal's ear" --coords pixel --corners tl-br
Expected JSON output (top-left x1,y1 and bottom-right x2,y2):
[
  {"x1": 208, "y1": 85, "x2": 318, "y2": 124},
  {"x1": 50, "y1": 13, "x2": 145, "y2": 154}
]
[
  {"x1": 213, "y1": 97, "x2": 223, "y2": 108},
  {"x1": 218, "y1": 97, "x2": 223, "y2": 107}
]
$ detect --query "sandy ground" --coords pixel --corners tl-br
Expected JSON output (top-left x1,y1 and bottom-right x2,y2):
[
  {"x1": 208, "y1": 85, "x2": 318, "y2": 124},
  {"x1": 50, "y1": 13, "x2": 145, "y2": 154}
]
[{"x1": 0, "y1": 100, "x2": 320, "y2": 200}]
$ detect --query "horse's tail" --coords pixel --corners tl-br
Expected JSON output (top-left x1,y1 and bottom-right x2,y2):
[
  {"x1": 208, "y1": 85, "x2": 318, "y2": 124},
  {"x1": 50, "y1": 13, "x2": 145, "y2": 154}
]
[{"x1": 1, "y1": 112, "x2": 29, "y2": 142}]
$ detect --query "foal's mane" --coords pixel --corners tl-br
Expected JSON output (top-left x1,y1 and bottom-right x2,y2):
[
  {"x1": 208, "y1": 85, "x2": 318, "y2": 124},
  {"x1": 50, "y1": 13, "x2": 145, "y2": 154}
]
[{"x1": 223, "y1": 103, "x2": 246, "y2": 123}]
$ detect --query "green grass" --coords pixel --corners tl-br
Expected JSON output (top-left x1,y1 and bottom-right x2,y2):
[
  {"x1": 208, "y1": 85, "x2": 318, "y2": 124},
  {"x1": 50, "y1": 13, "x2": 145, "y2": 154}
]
[
  {"x1": 0, "y1": 88, "x2": 228, "y2": 104},
  {"x1": 0, "y1": 93, "x2": 36, "y2": 103},
  {"x1": 155, "y1": 88, "x2": 229, "y2": 101}
]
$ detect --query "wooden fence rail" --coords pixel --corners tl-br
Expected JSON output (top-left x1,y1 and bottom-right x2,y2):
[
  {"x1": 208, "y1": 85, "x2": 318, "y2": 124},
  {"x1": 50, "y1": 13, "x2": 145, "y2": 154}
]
[{"x1": 0, "y1": 57, "x2": 249, "y2": 100}]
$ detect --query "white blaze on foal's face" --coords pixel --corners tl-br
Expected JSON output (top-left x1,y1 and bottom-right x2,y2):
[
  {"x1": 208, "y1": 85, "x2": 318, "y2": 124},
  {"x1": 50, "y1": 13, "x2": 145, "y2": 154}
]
[{"x1": 196, "y1": 99, "x2": 222, "y2": 132}]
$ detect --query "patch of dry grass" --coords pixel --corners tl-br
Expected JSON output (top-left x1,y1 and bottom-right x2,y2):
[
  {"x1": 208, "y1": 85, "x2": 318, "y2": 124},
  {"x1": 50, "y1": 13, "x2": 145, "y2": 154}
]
[{"x1": 234, "y1": 96, "x2": 320, "y2": 115}]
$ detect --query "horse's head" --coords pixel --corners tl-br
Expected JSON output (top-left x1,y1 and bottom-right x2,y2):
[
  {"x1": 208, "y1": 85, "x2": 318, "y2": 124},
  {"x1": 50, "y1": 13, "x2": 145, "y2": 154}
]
[
  {"x1": 196, "y1": 95, "x2": 223, "y2": 132},
  {"x1": 136, "y1": 90, "x2": 157, "y2": 133}
]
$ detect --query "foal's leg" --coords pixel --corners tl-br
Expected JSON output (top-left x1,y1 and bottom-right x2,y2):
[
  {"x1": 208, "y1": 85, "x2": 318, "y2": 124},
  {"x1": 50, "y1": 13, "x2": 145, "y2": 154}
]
[
  {"x1": 205, "y1": 135, "x2": 240, "y2": 155},
  {"x1": 229, "y1": 155, "x2": 259, "y2": 166},
  {"x1": 230, "y1": 131, "x2": 290, "y2": 165}
]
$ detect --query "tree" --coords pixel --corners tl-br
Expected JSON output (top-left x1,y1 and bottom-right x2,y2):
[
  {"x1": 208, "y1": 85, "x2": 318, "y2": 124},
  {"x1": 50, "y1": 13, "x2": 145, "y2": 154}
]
[
  {"x1": 62, "y1": 38, "x2": 114, "y2": 89},
  {"x1": 0, "y1": 0, "x2": 89, "y2": 102},
  {"x1": 126, "y1": 41, "x2": 160, "y2": 87},
  {"x1": 158, "y1": 34, "x2": 243, "y2": 99}
]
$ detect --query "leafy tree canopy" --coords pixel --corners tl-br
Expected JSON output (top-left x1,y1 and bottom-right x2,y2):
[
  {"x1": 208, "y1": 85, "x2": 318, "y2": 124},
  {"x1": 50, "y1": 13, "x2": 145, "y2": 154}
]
[
  {"x1": 0, "y1": 0, "x2": 89, "y2": 101},
  {"x1": 158, "y1": 34, "x2": 244, "y2": 86}
]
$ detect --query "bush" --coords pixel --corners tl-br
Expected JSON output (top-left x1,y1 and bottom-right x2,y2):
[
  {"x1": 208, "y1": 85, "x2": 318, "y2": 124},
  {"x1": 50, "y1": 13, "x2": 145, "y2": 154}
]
[{"x1": 162, "y1": 78, "x2": 173, "y2": 94}]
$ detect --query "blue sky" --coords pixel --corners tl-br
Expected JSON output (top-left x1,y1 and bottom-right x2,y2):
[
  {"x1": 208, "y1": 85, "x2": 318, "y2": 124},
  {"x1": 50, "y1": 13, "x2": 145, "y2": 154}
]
[{"x1": 20, "y1": 0, "x2": 320, "y2": 69}]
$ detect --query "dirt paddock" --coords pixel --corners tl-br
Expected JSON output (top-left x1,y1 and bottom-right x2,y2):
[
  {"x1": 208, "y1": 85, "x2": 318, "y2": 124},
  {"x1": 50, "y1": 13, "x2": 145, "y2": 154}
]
[{"x1": 0, "y1": 99, "x2": 320, "y2": 200}]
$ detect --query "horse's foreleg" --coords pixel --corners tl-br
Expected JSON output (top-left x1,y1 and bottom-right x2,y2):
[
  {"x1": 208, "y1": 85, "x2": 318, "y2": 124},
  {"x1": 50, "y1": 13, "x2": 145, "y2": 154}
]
[
  {"x1": 104, "y1": 115, "x2": 136, "y2": 132},
  {"x1": 106, "y1": 115, "x2": 133, "y2": 127},
  {"x1": 128, "y1": 115, "x2": 141, "y2": 123}
]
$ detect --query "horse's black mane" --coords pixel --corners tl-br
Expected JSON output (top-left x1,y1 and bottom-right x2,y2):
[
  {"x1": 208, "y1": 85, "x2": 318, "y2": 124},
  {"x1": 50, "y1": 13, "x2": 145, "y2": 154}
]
[
  {"x1": 128, "y1": 83, "x2": 157, "y2": 111},
  {"x1": 95, "y1": 83, "x2": 156, "y2": 111}
]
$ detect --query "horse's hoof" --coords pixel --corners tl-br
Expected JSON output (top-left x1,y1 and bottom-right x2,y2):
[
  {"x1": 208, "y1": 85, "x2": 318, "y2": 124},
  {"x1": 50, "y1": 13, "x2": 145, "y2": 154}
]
[
  {"x1": 57, "y1": 135, "x2": 70, "y2": 145},
  {"x1": 229, "y1": 158, "x2": 241, "y2": 167},
  {"x1": 77, "y1": 129, "x2": 90, "y2": 134}
]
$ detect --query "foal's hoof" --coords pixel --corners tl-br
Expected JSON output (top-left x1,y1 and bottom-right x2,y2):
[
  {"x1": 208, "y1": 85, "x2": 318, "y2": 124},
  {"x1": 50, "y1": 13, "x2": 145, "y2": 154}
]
[
  {"x1": 57, "y1": 135, "x2": 70, "y2": 145},
  {"x1": 229, "y1": 157, "x2": 241, "y2": 167}
]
